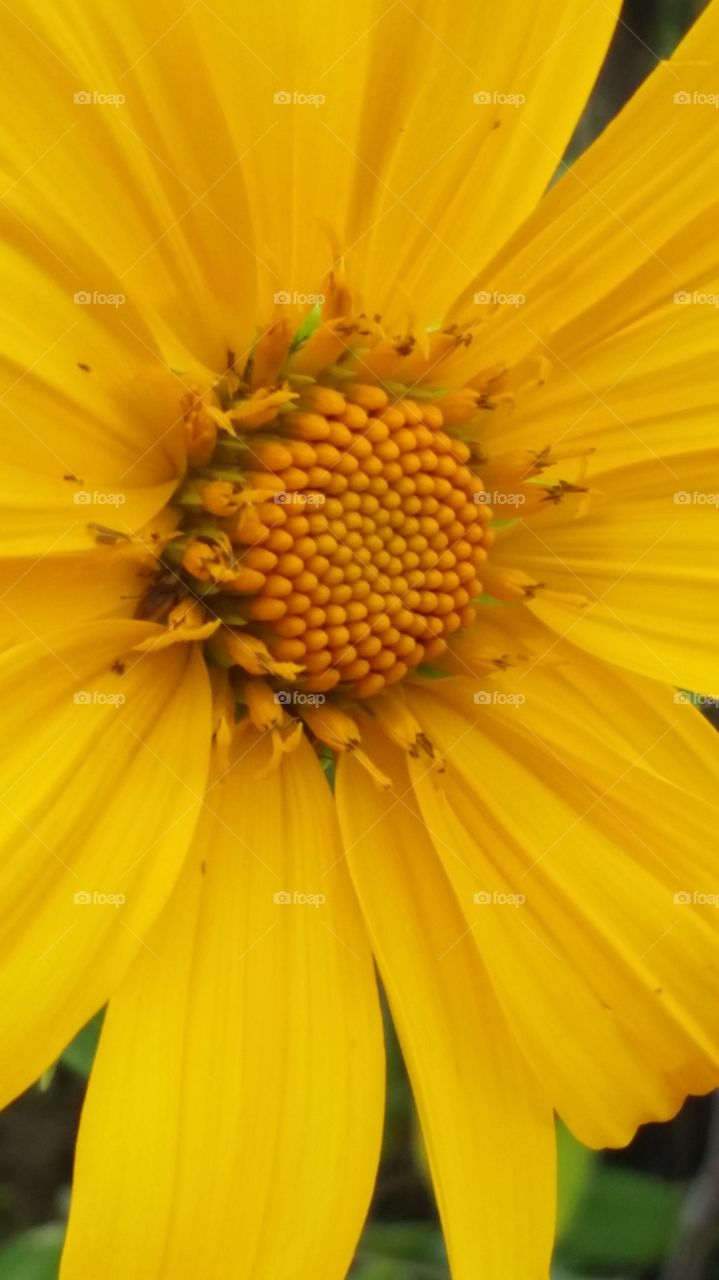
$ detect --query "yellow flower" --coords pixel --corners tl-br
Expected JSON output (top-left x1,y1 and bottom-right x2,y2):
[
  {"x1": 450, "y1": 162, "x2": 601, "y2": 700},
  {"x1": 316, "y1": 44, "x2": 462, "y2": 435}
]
[{"x1": 1, "y1": 1, "x2": 719, "y2": 1276}]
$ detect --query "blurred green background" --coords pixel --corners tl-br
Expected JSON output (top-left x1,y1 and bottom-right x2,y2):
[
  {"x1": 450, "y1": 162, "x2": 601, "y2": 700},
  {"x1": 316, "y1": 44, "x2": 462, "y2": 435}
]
[{"x1": 2, "y1": 1, "x2": 717, "y2": 1277}]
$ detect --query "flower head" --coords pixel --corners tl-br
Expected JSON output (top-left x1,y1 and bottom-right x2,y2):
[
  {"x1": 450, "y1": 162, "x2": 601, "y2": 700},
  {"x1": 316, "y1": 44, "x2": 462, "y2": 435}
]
[{"x1": 2, "y1": 1, "x2": 719, "y2": 1277}]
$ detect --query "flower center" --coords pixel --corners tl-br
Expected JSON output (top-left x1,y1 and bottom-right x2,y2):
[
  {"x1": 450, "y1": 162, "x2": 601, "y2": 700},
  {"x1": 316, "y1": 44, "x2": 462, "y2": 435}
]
[
  {"x1": 125, "y1": 297, "x2": 592, "y2": 777},
  {"x1": 157, "y1": 373, "x2": 491, "y2": 702}
]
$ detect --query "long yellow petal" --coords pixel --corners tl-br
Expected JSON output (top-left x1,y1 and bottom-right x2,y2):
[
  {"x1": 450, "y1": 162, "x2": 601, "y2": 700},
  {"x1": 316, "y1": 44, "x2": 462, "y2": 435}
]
[
  {"x1": 0, "y1": 467, "x2": 179, "y2": 558},
  {"x1": 492, "y1": 450, "x2": 719, "y2": 694},
  {"x1": 406, "y1": 669, "x2": 719, "y2": 1148},
  {"x1": 447, "y1": 0, "x2": 719, "y2": 374},
  {"x1": 0, "y1": 218, "x2": 194, "y2": 557},
  {"x1": 0, "y1": 0, "x2": 619, "y2": 352},
  {"x1": 61, "y1": 731, "x2": 383, "y2": 1280},
  {"x1": 478, "y1": 300, "x2": 719, "y2": 479},
  {"x1": 0, "y1": 620, "x2": 211, "y2": 1104},
  {"x1": 336, "y1": 724, "x2": 555, "y2": 1280},
  {"x1": 0, "y1": 550, "x2": 147, "y2": 649},
  {"x1": 339, "y1": 0, "x2": 620, "y2": 327}
]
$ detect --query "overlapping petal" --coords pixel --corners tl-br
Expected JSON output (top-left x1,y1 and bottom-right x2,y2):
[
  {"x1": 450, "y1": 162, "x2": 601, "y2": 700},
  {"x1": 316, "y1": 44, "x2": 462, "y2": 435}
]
[
  {"x1": 0, "y1": 620, "x2": 211, "y2": 1105},
  {"x1": 0, "y1": 549, "x2": 151, "y2": 649},
  {"x1": 405, "y1": 656, "x2": 719, "y2": 1148},
  {"x1": 337, "y1": 722, "x2": 555, "y2": 1280},
  {"x1": 492, "y1": 450, "x2": 719, "y2": 695},
  {"x1": 447, "y1": 0, "x2": 719, "y2": 369},
  {"x1": 0, "y1": 0, "x2": 619, "y2": 359},
  {"x1": 61, "y1": 732, "x2": 383, "y2": 1280}
]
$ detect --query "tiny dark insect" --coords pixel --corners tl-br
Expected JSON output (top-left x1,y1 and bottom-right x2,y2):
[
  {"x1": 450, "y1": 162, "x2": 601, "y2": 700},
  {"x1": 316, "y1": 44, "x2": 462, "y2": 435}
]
[
  {"x1": 111, "y1": 660, "x2": 126, "y2": 675},
  {"x1": 87, "y1": 523, "x2": 131, "y2": 545},
  {"x1": 77, "y1": 362, "x2": 91, "y2": 372},
  {"x1": 135, "y1": 573, "x2": 182, "y2": 621},
  {"x1": 63, "y1": 473, "x2": 82, "y2": 483}
]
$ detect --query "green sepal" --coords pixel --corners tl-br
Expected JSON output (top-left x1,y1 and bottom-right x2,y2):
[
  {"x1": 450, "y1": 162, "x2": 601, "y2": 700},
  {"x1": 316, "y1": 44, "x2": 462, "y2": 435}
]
[{"x1": 289, "y1": 303, "x2": 323, "y2": 352}]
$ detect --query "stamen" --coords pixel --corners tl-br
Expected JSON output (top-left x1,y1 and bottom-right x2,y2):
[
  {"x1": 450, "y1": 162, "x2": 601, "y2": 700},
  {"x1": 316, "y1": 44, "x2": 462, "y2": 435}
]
[
  {"x1": 370, "y1": 688, "x2": 429, "y2": 757},
  {"x1": 255, "y1": 720, "x2": 304, "y2": 777},
  {"x1": 291, "y1": 702, "x2": 387, "y2": 786},
  {"x1": 210, "y1": 631, "x2": 304, "y2": 681},
  {"x1": 133, "y1": 601, "x2": 220, "y2": 651},
  {"x1": 242, "y1": 679, "x2": 283, "y2": 732},
  {"x1": 480, "y1": 565, "x2": 544, "y2": 602}
]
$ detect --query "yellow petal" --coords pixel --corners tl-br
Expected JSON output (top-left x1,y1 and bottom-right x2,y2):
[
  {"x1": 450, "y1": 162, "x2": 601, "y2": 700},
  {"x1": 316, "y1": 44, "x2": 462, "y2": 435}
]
[
  {"x1": 0, "y1": 549, "x2": 144, "y2": 649},
  {"x1": 447, "y1": 0, "x2": 719, "y2": 375},
  {"x1": 0, "y1": 620, "x2": 211, "y2": 1105},
  {"x1": 493, "y1": 450, "x2": 719, "y2": 694},
  {"x1": 61, "y1": 731, "x2": 383, "y2": 1280},
  {"x1": 339, "y1": 0, "x2": 620, "y2": 327},
  {"x1": 0, "y1": 0, "x2": 618, "y2": 353},
  {"x1": 475, "y1": 605, "x2": 719, "y2": 802},
  {"x1": 480, "y1": 300, "x2": 719, "y2": 479},
  {"x1": 406, "y1": 668, "x2": 719, "y2": 1148},
  {"x1": 0, "y1": 465, "x2": 180, "y2": 559},
  {"x1": 0, "y1": 221, "x2": 192, "y2": 556},
  {"x1": 336, "y1": 724, "x2": 555, "y2": 1280}
]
